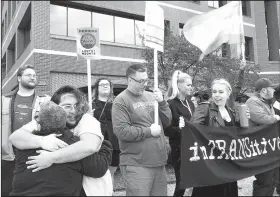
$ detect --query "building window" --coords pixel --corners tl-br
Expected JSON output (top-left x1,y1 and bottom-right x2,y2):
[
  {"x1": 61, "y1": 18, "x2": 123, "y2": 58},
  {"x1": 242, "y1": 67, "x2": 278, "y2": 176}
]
[
  {"x1": 218, "y1": 1, "x2": 227, "y2": 7},
  {"x1": 7, "y1": 35, "x2": 16, "y2": 72},
  {"x1": 245, "y1": 36, "x2": 254, "y2": 61},
  {"x1": 1, "y1": 54, "x2": 7, "y2": 80},
  {"x1": 17, "y1": 4, "x2": 31, "y2": 58},
  {"x1": 50, "y1": 5, "x2": 67, "y2": 36},
  {"x1": 68, "y1": 7, "x2": 91, "y2": 37},
  {"x1": 92, "y1": 12, "x2": 114, "y2": 42},
  {"x1": 242, "y1": 1, "x2": 251, "y2": 17},
  {"x1": 164, "y1": 20, "x2": 170, "y2": 36},
  {"x1": 11, "y1": 1, "x2": 16, "y2": 17},
  {"x1": 50, "y1": 4, "x2": 145, "y2": 46},
  {"x1": 179, "y1": 23, "x2": 184, "y2": 37},
  {"x1": 5, "y1": 12, "x2": 8, "y2": 34},
  {"x1": 1, "y1": 21, "x2": 4, "y2": 43},
  {"x1": 208, "y1": 1, "x2": 219, "y2": 8}
]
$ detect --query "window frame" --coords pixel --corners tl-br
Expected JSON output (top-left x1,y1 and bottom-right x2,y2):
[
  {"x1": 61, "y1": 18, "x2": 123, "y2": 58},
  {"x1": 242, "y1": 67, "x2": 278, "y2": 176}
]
[{"x1": 49, "y1": 3, "x2": 145, "y2": 46}]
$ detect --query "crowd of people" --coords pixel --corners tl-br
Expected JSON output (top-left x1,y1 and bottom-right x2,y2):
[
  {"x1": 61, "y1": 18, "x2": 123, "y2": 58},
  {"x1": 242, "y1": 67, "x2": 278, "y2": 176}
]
[{"x1": 1, "y1": 62, "x2": 280, "y2": 196}]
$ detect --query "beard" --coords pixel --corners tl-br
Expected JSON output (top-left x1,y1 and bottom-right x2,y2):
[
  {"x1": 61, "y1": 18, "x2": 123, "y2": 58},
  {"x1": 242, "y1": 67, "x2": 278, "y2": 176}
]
[{"x1": 21, "y1": 80, "x2": 36, "y2": 89}]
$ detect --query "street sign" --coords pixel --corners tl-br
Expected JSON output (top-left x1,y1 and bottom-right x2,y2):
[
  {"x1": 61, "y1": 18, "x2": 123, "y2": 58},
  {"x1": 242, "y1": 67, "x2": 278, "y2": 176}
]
[
  {"x1": 144, "y1": 1, "x2": 164, "y2": 52},
  {"x1": 77, "y1": 27, "x2": 101, "y2": 60}
]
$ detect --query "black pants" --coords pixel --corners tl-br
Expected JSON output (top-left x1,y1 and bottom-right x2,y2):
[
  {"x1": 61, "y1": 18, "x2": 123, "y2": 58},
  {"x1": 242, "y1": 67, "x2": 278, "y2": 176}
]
[
  {"x1": 277, "y1": 167, "x2": 280, "y2": 193},
  {"x1": 253, "y1": 168, "x2": 278, "y2": 196},
  {"x1": 1, "y1": 160, "x2": 15, "y2": 196},
  {"x1": 171, "y1": 146, "x2": 185, "y2": 197},
  {"x1": 192, "y1": 182, "x2": 238, "y2": 196}
]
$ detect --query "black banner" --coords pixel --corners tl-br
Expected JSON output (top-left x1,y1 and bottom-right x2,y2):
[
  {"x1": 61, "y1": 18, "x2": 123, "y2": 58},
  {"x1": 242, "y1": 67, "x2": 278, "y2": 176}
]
[{"x1": 180, "y1": 121, "x2": 280, "y2": 189}]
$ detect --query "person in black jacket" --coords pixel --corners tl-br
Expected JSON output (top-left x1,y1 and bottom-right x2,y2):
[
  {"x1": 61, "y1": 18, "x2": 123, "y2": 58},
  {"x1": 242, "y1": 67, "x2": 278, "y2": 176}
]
[
  {"x1": 10, "y1": 101, "x2": 112, "y2": 196},
  {"x1": 92, "y1": 78, "x2": 120, "y2": 185},
  {"x1": 165, "y1": 70, "x2": 195, "y2": 197}
]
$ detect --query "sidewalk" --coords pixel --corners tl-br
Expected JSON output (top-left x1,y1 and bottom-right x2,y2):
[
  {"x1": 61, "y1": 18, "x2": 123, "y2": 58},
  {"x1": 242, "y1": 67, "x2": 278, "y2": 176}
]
[{"x1": 112, "y1": 164, "x2": 280, "y2": 196}]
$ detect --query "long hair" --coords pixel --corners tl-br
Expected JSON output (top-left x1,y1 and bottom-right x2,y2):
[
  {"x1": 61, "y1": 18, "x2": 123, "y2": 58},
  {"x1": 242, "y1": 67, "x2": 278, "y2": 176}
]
[
  {"x1": 93, "y1": 78, "x2": 114, "y2": 103},
  {"x1": 166, "y1": 70, "x2": 192, "y2": 101}
]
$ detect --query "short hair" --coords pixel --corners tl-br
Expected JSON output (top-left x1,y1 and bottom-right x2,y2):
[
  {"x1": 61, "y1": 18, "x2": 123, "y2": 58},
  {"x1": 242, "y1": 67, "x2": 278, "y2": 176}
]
[
  {"x1": 34, "y1": 101, "x2": 67, "y2": 136},
  {"x1": 166, "y1": 70, "x2": 192, "y2": 100},
  {"x1": 126, "y1": 64, "x2": 147, "y2": 78},
  {"x1": 211, "y1": 78, "x2": 232, "y2": 94},
  {"x1": 93, "y1": 77, "x2": 114, "y2": 101},
  {"x1": 51, "y1": 85, "x2": 89, "y2": 121},
  {"x1": 17, "y1": 64, "x2": 35, "y2": 77}
]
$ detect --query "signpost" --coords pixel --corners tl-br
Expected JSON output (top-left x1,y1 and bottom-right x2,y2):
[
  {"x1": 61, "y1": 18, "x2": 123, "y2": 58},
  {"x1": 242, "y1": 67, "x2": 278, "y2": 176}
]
[
  {"x1": 76, "y1": 27, "x2": 101, "y2": 111},
  {"x1": 145, "y1": 1, "x2": 164, "y2": 125}
]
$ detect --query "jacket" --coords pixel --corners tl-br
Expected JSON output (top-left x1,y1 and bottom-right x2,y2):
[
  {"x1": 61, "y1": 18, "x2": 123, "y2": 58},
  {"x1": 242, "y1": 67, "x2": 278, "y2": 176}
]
[
  {"x1": 1, "y1": 88, "x2": 50, "y2": 161},
  {"x1": 246, "y1": 94, "x2": 277, "y2": 126},
  {"x1": 92, "y1": 99, "x2": 119, "y2": 151},
  {"x1": 164, "y1": 97, "x2": 195, "y2": 148},
  {"x1": 191, "y1": 102, "x2": 238, "y2": 127}
]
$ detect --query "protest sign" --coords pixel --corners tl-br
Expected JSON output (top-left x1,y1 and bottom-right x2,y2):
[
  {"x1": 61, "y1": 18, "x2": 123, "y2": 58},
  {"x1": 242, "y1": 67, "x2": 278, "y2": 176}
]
[{"x1": 180, "y1": 121, "x2": 280, "y2": 189}]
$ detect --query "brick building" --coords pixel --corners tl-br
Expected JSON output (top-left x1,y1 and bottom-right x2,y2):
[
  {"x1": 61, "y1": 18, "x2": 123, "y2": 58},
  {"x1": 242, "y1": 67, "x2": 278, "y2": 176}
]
[{"x1": 1, "y1": 1, "x2": 280, "y2": 96}]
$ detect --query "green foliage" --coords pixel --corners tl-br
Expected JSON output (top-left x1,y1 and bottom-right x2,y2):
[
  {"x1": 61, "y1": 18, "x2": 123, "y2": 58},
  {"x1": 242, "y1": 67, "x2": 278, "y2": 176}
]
[{"x1": 139, "y1": 27, "x2": 261, "y2": 94}]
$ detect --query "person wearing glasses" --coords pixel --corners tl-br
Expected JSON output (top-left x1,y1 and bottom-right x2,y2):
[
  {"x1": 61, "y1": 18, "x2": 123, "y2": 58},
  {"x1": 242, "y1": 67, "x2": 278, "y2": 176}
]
[
  {"x1": 164, "y1": 70, "x2": 195, "y2": 197},
  {"x1": 92, "y1": 78, "x2": 120, "y2": 185},
  {"x1": 1, "y1": 64, "x2": 51, "y2": 196},
  {"x1": 9, "y1": 85, "x2": 106, "y2": 195},
  {"x1": 112, "y1": 64, "x2": 172, "y2": 196}
]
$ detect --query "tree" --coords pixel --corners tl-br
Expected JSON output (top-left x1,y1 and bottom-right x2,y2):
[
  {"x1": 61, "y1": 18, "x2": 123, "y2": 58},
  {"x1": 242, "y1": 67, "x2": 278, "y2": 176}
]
[{"x1": 138, "y1": 27, "x2": 261, "y2": 95}]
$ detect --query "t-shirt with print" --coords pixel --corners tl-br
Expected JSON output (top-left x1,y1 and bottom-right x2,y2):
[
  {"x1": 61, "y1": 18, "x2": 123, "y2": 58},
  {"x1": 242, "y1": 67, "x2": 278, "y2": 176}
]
[{"x1": 13, "y1": 94, "x2": 34, "y2": 132}]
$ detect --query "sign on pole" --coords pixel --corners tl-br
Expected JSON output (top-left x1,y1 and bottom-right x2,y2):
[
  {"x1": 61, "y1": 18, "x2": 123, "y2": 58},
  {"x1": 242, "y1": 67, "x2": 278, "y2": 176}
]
[
  {"x1": 76, "y1": 27, "x2": 101, "y2": 111},
  {"x1": 144, "y1": 1, "x2": 164, "y2": 125},
  {"x1": 144, "y1": 1, "x2": 164, "y2": 53},
  {"x1": 77, "y1": 27, "x2": 101, "y2": 60}
]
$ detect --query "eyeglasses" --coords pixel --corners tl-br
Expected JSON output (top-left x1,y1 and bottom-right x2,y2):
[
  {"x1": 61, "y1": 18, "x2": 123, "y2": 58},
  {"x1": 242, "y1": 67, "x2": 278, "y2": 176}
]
[
  {"x1": 130, "y1": 77, "x2": 149, "y2": 85},
  {"x1": 99, "y1": 84, "x2": 110, "y2": 88},
  {"x1": 21, "y1": 74, "x2": 37, "y2": 78},
  {"x1": 60, "y1": 104, "x2": 77, "y2": 111}
]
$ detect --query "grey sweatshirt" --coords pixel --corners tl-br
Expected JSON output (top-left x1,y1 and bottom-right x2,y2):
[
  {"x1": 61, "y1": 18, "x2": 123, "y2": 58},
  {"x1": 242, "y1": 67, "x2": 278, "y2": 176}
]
[{"x1": 112, "y1": 89, "x2": 172, "y2": 167}]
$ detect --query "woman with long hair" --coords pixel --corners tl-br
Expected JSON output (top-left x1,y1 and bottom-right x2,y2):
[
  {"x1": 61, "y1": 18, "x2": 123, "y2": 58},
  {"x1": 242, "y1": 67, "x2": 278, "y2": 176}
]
[
  {"x1": 165, "y1": 70, "x2": 195, "y2": 197},
  {"x1": 92, "y1": 78, "x2": 120, "y2": 185},
  {"x1": 189, "y1": 78, "x2": 246, "y2": 196}
]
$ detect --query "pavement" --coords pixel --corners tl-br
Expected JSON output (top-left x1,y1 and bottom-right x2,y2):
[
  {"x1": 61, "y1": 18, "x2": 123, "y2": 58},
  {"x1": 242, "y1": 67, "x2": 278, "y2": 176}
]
[{"x1": 112, "y1": 164, "x2": 280, "y2": 196}]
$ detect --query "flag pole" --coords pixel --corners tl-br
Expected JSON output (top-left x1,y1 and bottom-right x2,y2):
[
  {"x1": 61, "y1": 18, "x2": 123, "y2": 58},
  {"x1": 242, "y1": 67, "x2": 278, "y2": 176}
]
[
  {"x1": 87, "y1": 59, "x2": 92, "y2": 112},
  {"x1": 239, "y1": 1, "x2": 246, "y2": 63},
  {"x1": 154, "y1": 48, "x2": 159, "y2": 125}
]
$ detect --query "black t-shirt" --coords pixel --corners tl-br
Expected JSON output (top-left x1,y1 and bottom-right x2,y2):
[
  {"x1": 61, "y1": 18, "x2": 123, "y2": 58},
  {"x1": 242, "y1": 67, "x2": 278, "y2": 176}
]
[
  {"x1": 13, "y1": 94, "x2": 34, "y2": 132},
  {"x1": 10, "y1": 130, "x2": 112, "y2": 196}
]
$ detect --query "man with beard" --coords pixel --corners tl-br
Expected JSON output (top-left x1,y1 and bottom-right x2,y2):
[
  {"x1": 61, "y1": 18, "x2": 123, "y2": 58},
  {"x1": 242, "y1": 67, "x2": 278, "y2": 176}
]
[
  {"x1": 9, "y1": 85, "x2": 105, "y2": 195},
  {"x1": 112, "y1": 64, "x2": 172, "y2": 196},
  {"x1": 1, "y1": 64, "x2": 51, "y2": 196},
  {"x1": 246, "y1": 78, "x2": 280, "y2": 196}
]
